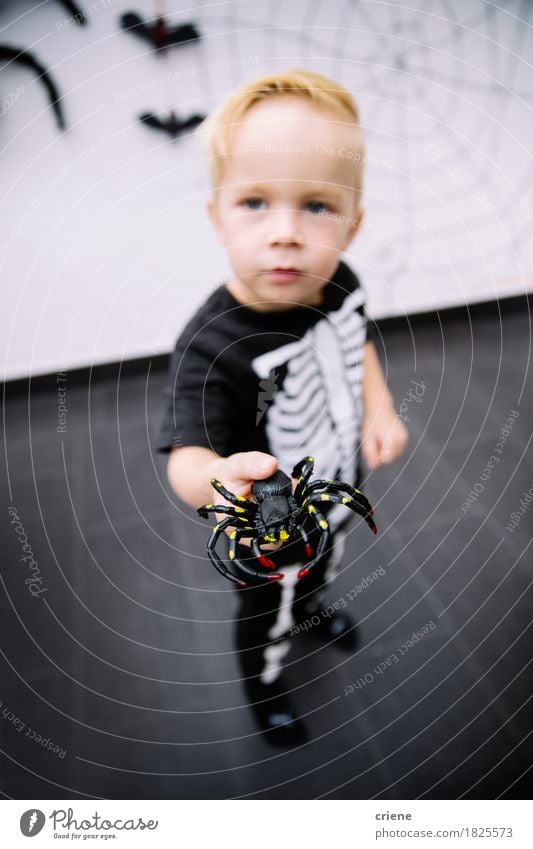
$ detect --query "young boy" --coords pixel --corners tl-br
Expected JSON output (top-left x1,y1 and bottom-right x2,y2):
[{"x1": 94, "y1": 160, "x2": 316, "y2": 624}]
[{"x1": 157, "y1": 69, "x2": 408, "y2": 745}]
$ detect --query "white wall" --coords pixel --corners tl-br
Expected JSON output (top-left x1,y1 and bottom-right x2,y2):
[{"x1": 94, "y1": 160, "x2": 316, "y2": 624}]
[{"x1": 1, "y1": 0, "x2": 532, "y2": 380}]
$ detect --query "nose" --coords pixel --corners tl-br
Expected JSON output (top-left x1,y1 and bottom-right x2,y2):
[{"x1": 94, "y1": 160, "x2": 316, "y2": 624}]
[{"x1": 268, "y1": 208, "x2": 303, "y2": 246}]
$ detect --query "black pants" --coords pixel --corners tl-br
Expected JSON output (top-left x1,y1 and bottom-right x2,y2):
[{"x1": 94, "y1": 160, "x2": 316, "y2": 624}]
[
  {"x1": 233, "y1": 462, "x2": 362, "y2": 704},
  {"x1": 234, "y1": 526, "x2": 347, "y2": 700}
]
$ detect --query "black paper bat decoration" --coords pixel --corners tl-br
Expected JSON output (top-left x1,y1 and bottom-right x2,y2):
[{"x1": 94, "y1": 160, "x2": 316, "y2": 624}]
[
  {"x1": 120, "y1": 12, "x2": 200, "y2": 51},
  {"x1": 139, "y1": 110, "x2": 204, "y2": 139},
  {"x1": 0, "y1": 45, "x2": 65, "y2": 129}
]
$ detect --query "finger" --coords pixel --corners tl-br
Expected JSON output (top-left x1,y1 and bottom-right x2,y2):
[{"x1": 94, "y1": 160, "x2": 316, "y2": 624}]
[{"x1": 226, "y1": 452, "x2": 278, "y2": 485}]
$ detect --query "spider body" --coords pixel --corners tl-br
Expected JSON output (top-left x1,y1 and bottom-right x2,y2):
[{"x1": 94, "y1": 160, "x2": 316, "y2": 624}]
[
  {"x1": 198, "y1": 457, "x2": 377, "y2": 586},
  {"x1": 251, "y1": 470, "x2": 297, "y2": 542}
]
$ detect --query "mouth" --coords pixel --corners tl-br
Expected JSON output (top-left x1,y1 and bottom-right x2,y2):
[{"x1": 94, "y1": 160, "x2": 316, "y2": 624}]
[{"x1": 265, "y1": 268, "x2": 304, "y2": 282}]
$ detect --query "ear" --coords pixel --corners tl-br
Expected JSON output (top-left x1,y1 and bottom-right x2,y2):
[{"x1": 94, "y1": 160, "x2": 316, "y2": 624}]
[
  {"x1": 343, "y1": 206, "x2": 364, "y2": 250},
  {"x1": 207, "y1": 194, "x2": 226, "y2": 245}
]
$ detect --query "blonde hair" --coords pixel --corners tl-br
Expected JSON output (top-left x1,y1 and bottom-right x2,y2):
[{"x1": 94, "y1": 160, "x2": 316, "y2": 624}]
[{"x1": 200, "y1": 68, "x2": 365, "y2": 194}]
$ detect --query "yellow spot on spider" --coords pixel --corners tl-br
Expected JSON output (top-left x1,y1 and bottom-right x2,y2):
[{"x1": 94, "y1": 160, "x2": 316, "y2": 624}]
[
  {"x1": 308, "y1": 505, "x2": 316, "y2": 514},
  {"x1": 230, "y1": 530, "x2": 237, "y2": 540},
  {"x1": 235, "y1": 507, "x2": 245, "y2": 513},
  {"x1": 213, "y1": 524, "x2": 219, "y2": 532},
  {"x1": 354, "y1": 488, "x2": 362, "y2": 495},
  {"x1": 264, "y1": 534, "x2": 276, "y2": 543},
  {"x1": 239, "y1": 516, "x2": 248, "y2": 522},
  {"x1": 319, "y1": 520, "x2": 329, "y2": 529},
  {"x1": 342, "y1": 497, "x2": 352, "y2": 504},
  {"x1": 279, "y1": 530, "x2": 289, "y2": 541},
  {"x1": 205, "y1": 504, "x2": 213, "y2": 509},
  {"x1": 320, "y1": 494, "x2": 330, "y2": 501},
  {"x1": 307, "y1": 456, "x2": 314, "y2": 462},
  {"x1": 236, "y1": 495, "x2": 247, "y2": 502},
  {"x1": 229, "y1": 550, "x2": 235, "y2": 560}
]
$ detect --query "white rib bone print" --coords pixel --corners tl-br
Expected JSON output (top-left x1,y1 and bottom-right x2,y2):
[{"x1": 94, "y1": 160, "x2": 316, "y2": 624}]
[{"x1": 252, "y1": 288, "x2": 366, "y2": 531}]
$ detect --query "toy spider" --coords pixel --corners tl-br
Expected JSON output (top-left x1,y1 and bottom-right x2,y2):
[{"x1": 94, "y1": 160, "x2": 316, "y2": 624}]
[{"x1": 197, "y1": 456, "x2": 377, "y2": 587}]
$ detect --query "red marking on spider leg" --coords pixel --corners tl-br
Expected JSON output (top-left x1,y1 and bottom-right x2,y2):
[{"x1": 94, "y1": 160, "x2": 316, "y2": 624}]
[
  {"x1": 372, "y1": 525, "x2": 378, "y2": 535},
  {"x1": 304, "y1": 544, "x2": 313, "y2": 559},
  {"x1": 297, "y1": 566, "x2": 311, "y2": 580},
  {"x1": 258, "y1": 555, "x2": 276, "y2": 570},
  {"x1": 268, "y1": 573, "x2": 285, "y2": 582},
  {"x1": 238, "y1": 580, "x2": 249, "y2": 588}
]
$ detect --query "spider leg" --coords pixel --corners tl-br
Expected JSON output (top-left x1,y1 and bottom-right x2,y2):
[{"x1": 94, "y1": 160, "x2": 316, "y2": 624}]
[
  {"x1": 292, "y1": 456, "x2": 315, "y2": 479},
  {"x1": 291, "y1": 455, "x2": 315, "y2": 503},
  {"x1": 303, "y1": 480, "x2": 374, "y2": 516},
  {"x1": 209, "y1": 478, "x2": 258, "y2": 512},
  {"x1": 228, "y1": 531, "x2": 285, "y2": 584},
  {"x1": 306, "y1": 490, "x2": 377, "y2": 535},
  {"x1": 206, "y1": 518, "x2": 250, "y2": 587},
  {"x1": 295, "y1": 522, "x2": 314, "y2": 560},
  {"x1": 251, "y1": 537, "x2": 278, "y2": 571},
  {"x1": 296, "y1": 504, "x2": 331, "y2": 580},
  {"x1": 197, "y1": 503, "x2": 255, "y2": 523},
  {"x1": 255, "y1": 518, "x2": 315, "y2": 567}
]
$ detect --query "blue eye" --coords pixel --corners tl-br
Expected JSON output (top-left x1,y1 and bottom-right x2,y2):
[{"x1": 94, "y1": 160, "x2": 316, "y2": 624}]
[
  {"x1": 243, "y1": 198, "x2": 265, "y2": 210},
  {"x1": 306, "y1": 200, "x2": 330, "y2": 215}
]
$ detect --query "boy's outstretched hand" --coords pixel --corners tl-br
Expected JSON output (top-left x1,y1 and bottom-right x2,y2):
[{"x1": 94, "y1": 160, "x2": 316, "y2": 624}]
[
  {"x1": 209, "y1": 451, "x2": 278, "y2": 501},
  {"x1": 207, "y1": 451, "x2": 280, "y2": 548}
]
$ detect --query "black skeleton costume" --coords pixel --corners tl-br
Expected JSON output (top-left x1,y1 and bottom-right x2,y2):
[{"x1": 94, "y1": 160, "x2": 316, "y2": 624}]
[{"x1": 157, "y1": 260, "x2": 374, "y2": 705}]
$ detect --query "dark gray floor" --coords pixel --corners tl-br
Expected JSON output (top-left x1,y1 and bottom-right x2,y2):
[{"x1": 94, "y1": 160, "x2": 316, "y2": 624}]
[{"x1": 1, "y1": 301, "x2": 532, "y2": 799}]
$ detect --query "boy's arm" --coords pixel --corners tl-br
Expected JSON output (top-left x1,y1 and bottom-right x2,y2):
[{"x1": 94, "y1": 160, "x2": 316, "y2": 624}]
[
  {"x1": 361, "y1": 340, "x2": 408, "y2": 469},
  {"x1": 362, "y1": 340, "x2": 394, "y2": 414},
  {"x1": 167, "y1": 445, "x2": 278, "y2": 509}
]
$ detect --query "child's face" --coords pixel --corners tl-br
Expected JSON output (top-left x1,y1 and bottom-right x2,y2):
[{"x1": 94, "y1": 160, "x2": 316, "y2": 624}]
[{"x1": 207, "y1": 96, "x2": 363, "y2": 311}]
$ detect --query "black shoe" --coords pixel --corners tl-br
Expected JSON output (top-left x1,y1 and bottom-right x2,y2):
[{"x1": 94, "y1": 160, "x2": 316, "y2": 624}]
[
  {"x1": 259, "y1": 703, "x2": 308, "y2": 746},
  {"x1": 306, "y1": 609, "x2": 359, "y2": 652},
  {"x1": 247, "y1": 683, "x2": 308, "y2": 746}
]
